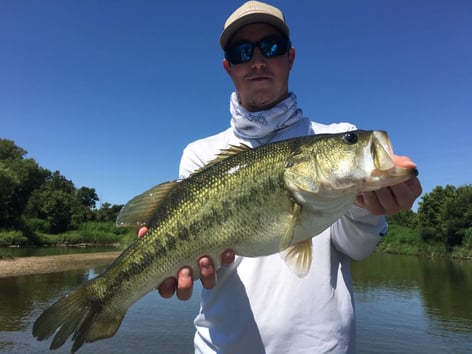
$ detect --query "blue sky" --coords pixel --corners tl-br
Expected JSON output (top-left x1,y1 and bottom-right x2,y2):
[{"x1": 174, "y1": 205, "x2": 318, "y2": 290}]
[{"x1": 2, "y1": 0, "x2": 471, "y2": 209}]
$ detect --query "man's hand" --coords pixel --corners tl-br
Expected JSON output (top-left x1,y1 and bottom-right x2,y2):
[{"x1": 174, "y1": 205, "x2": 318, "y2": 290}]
[
  {"x1": 136, "y1": 226, "x2": 235, "y2": 300},
  {"x1": 355, "y1": 155, "x2": 422, "y2": 216},
  {"x1": 157, "y1": 252, "x2": 235, "y2": 300}
]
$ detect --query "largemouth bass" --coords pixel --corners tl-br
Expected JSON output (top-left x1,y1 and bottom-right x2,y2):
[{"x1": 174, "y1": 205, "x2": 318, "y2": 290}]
[{"x1": 33, "y1": 130, "x2": 417, "y2": 353}]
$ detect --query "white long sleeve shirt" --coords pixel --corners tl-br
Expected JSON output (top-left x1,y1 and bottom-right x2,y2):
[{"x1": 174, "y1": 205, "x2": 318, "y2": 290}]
[{"x1": 179, "y1": 117, "x2": 387, "y2": 354}]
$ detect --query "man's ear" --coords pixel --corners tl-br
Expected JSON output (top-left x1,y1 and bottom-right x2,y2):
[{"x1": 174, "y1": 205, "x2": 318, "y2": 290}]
[
  {"x1": 288, "y1": 47, "x2": 296, "y2": 70},
  {"x1": 223, "y1": 59, "x2": 231, "y2": 75}
]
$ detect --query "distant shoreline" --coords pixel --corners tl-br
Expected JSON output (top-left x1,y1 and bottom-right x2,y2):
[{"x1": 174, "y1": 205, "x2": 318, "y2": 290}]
[{"x1": 0, "y1": 251, "x2": 121, "y2": 278}]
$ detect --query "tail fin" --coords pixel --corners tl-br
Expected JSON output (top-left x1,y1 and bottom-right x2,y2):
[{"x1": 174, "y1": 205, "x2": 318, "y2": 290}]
[{"x1": 33, "y1": 286, "x2": 126, "y2": 353}]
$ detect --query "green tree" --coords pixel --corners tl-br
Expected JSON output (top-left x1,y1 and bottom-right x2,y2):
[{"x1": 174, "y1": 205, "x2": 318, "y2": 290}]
[
  {"x1": 0, "y1": 139, "x2": 49, "y2": 226},
  {"x1": 47, "y1": 170, "x2": 75, "y2": 194},
  {"x1": 95, "y1": 202, "x2": 123, "y2": 223},
  {"x1": 443, "y1": 185, "x2": 472, "y2": 246},
  {"x1": 24, "y1": 171, "x2": 78, "y2": 233},
  {"x1": 0, "y1": 139, "x2": 123, "y2": 237},
  {"x1": 388, "y1": 209, "x2": 418, "y2": 229},
  {"x1": 0, "y1": 138, "x2": 27, "y2": 160},
  {"x1": 418, "y1": 185, "x2": 472, "y2": 247},
  {"x1": 76, "y1": 187, "x2": 99, "y2": 209},
  {"x1": 0, "y1": 162, "x2": 20, "y2": 224},
  {"x1": 418, "y1": 185, "x2": 455, "y2": 244},
  {"x1": 38, "y1": 189, "x2": 76, "y2": 233},
  {"x1": 464, "y1": 228, "x2": 472, "y2": 249},
  {"x1": 69, "y1": 187, "x2": 100, "y2": 227}
]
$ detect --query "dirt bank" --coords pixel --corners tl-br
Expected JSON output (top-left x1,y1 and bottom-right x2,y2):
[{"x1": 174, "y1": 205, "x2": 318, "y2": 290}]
[{"x1": 0, "y1": 252, "x2": 121, "y2": 278}]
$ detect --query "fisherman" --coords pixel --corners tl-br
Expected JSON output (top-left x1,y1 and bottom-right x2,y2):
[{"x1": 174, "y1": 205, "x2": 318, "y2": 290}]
[{"x1": 146, "y1": 2, "x2": 422, "y2": 353}]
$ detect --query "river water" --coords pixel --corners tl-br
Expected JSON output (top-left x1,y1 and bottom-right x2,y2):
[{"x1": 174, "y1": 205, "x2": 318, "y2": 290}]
[{"x1": 0, "y1": 251, "x2": 471, "y2": 353}]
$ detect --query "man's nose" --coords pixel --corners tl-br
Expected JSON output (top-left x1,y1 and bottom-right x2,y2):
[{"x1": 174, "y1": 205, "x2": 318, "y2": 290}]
[{"x1": 250, "y1": 47, "x2": 266, "y2": 69}]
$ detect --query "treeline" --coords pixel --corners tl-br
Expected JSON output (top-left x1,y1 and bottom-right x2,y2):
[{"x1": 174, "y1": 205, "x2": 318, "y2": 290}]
[
  {"x1": 0, "y1": 138, "x2": 124, "y2": 239},
  {"x1": 382, "y1": 184, "x2": 472, "y2": 258}
]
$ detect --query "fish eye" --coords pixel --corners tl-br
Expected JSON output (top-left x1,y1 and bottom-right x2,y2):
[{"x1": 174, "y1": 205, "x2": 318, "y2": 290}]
[{"x1": 342, "y1": 132, "x2": 358, "y2": 144}]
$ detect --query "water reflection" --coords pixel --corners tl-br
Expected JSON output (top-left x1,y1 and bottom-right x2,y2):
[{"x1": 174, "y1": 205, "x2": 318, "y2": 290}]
[
  {"x1": 0, "y1": 265, "x2": 198, "y2": 354},
  {"x1": 352, "y1": 253, "x2": 472, "y2": 324},
  {"x1": 0, "y1": 253, "x2": 471, "y2": 353},
  {"x1": 352, "y1": 253, "x2": 472, "y2": 353},
  {"x1": 0, "y1": 269, "x2": 96, "y2": 332},
  {"x1": 417, "y1": 258, "x2": 472, "y2": 327}
]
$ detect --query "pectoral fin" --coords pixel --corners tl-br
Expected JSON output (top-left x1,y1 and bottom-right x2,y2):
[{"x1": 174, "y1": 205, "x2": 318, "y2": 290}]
[
  {"x1": 282, "y1": 239, "x2": 313, "y2": 278},
  {"x1": 279, "y1": 200, "x2": 312, "y2": 277},
  {"x1": 279, "y1": 200, "x2": 302, "y2": 251}
]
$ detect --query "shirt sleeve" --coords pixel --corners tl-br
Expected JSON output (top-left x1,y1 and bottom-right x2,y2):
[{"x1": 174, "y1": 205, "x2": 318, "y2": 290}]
[
  {"x1": 330, "y1": 204, "x2": 387, "y2": 260},
  {"x1": 179, "y1": 143, "x2": 205, "y2": 179},
  {"x1": 178, "y1": 128, "x2": 233, "y2": 179}
]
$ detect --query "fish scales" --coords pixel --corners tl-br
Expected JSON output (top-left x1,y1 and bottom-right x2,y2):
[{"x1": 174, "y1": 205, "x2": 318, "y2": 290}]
[
  {"x1": 33, "y1": 131, "x2": 418, "y2": 353},
  {"x1": 125, "y1": 137, "x2": 297, "y2": 282}
]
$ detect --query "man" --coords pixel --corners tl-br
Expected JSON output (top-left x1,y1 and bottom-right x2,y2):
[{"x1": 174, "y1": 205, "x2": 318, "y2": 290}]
[{"x1": 145, "y1": 2, "x2": 422, "y2": 353}]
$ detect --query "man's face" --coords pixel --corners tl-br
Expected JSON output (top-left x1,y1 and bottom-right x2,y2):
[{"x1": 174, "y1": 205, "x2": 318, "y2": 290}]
[{"x1": 223, "y1": 23, "x2": 295, "y2": 112}]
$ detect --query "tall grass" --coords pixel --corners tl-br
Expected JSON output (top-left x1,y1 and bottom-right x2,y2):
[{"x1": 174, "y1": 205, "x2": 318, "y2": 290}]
[
  {"x1": 377, "y1": 223, "x2": 423, "y2": 255},
  {"x1": 0, "y1": 221, "x2": 135, "y2": 248},
  {"x1": 57, "y1": 222, "x2": 129, "y2": 245},
  {"x1": 0, "y1": 230, "x2": 28, "y2": 247}
]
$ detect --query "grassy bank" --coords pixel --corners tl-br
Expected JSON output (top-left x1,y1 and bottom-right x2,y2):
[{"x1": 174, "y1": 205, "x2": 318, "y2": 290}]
[
  {"x1": 2, "y1": 221, "x2": 471, "y2": 261},
  {"x1": 0, "y1": 221, "x2": 135, "y2": 248},
  {"x1": 377, "y1": 224, "x2": 472, "y2": 260}
]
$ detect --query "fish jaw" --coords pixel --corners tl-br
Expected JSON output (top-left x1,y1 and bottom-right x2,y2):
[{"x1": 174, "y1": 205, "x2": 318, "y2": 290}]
[{"x1": 361, "y1": 130, "x2": 418, "y2": 191}]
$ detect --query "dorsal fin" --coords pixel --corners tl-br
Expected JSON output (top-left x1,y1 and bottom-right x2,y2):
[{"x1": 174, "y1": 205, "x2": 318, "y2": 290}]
[
  {"x1": 218, "y1": 143, "x2": 252, "y2": 157},
  {"x1": 190, "y1": 143, "x2": 252, "y2": 176},
  {"x1": 116, "y1": 181, "x2": 179, "y2": 227}
]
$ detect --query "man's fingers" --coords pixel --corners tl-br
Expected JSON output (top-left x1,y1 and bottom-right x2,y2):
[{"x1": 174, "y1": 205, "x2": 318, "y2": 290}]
[
  {"x1": 357, "y1": 176, "x2": 422, "y2": 216},
  {"x1": 157, "y1": 250, "x2": 237, "y2": 299},
  {"x1": 199, "y1": 257, "x2": 216, "y2": 289},
  {"x1": 176, "y1": 267, "x2": 193, "y2": 300},
  {"x1": 157, "y1": 268, "x2": 194, "y2": 301},
  {"x1": 359, "y1": 190, "x2": 387, "y2": 215},
  {"x1": 157, "y1": 277, "x2": 177, "y2": 298},
  {"x1": 221, "y1": 249, "x2": 235, "y2": 266},
  {"x1": 198, "y1": 251, "x2": 235, "y2": 289},
  {"x1": 137, "y1": 226, "x2": 148, "y2": 238}
]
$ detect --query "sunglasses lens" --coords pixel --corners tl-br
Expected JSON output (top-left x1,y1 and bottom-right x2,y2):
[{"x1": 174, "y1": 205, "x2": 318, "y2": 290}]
[
  {"x1": 259, "y1": 38, "x2": 287, "y2": 57},
  {"x1": 225, "y1": 37, "x2": 289, "y2": 64},
  {"x1": 227, "y1": 43, "x2": 254, "y2": 64}
]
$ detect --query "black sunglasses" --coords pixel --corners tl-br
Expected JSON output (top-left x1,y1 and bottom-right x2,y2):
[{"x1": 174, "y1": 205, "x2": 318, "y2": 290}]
[{"x1": 225, "y1": 36, "x2": 291, "y2": 65}]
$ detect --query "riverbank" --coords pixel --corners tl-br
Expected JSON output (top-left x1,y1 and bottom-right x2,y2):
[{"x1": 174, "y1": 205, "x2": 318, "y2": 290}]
[
  {"x1": 0, "y1": 221, "x2": 134, "y2": 248},
  {"x1": 0, "y1": 251, "x2": 120, "y2": 278}
]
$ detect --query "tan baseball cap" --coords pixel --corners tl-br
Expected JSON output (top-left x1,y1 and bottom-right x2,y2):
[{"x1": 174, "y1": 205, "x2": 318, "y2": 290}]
[{"x1": 219, "y1": 1, "x2": 290, "y2": 50}]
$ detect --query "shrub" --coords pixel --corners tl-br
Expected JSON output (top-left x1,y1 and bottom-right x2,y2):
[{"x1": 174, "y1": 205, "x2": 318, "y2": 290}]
[
  {"x1": 24, "y1": 217, "x2": 52, "y2": 233},
  {"x1": 0, "y1": 229, "x2": 28, "y2": 247},
  {"x1": 463, "y1": 228, "x2": 472, "y2": 249}
]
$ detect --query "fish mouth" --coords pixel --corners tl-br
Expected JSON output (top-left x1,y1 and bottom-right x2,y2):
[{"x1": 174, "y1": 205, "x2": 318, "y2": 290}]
[
  {"x1": 371, "y1": 131, "x2": 395, "y2": 172},
  {"x1": 368, "y1": 130, "x2": 418, "y2": 185}
]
